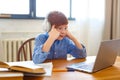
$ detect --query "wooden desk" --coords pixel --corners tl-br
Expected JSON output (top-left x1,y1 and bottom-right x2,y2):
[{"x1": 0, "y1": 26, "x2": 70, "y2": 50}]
[{"x1": 24, "y1": 56, "x2": 120, "y2": 80}]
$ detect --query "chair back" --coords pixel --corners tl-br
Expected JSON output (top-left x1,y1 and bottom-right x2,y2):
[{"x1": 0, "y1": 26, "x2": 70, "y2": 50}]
[{"x1": 17, "y1": 38, "x2": 35, "y2": 61}]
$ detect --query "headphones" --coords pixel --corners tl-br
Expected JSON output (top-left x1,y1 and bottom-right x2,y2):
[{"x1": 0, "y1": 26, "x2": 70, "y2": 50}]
[{"x1": 42, "y1": 18, "x2": 51, "y2": 32}]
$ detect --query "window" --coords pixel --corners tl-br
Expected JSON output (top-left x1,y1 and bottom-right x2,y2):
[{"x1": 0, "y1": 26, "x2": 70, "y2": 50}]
[
  {"x1": 36, "y1": 0, "x2": 69, "y2": 18},
  {"x1": 0, "y1": 0, "x2": 29, "y2": 14},
  {"x1": 0, "y1": 0, "x2": 30, "y2": 18},
  {"x1": 1, "y1": 0, "x2": 104, "y2": 20},
  {"x1": 0, "y1": 0, "x2": 75, "y2": 20}
]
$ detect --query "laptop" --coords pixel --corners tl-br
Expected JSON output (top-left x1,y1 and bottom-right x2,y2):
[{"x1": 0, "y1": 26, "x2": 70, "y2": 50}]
[{"x1": 67, "y1": 39, "x2": 120, "y2": 73}]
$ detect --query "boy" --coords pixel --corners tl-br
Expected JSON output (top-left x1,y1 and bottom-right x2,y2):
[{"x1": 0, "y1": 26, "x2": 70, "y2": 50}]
[{"x1": 33, "y1": 11, "x2": 87, "y2": 64}]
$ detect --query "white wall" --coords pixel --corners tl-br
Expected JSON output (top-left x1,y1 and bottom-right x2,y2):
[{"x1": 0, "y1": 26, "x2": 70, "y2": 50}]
[
  {"x1": 0, "y1": 19, "x2": 90, "y2": 43},
  {"x1": 0, "y1": 19, "x2": 44, "y2": 39},
  {"x1": 0, "y1": 19, "x2": 103, "y2": 58}
]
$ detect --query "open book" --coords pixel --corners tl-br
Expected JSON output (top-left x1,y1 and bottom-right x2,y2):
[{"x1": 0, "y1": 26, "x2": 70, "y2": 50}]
[
  {"x1": 0, "y1": 61, "x2": 46, "y2": 74},
  {"x1": 24, "y1": 62, "x2": 53, "y2": 76}
]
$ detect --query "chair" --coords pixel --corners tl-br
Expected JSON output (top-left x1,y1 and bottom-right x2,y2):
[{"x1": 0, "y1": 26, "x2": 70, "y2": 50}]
[{"x1": 17, "y1": 37, "x2": 35, "y2": 61}]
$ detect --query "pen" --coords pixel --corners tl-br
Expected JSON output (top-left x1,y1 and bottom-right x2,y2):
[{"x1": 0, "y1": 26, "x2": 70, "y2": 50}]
[{"x1": 53, "y1": 68, "x2": 75, "y2": 72}]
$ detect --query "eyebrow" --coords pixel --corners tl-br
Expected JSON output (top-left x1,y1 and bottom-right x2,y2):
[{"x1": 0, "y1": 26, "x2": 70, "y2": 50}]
[{"x1": 59, "y1": 25, "x2": 68, "y2": 27}]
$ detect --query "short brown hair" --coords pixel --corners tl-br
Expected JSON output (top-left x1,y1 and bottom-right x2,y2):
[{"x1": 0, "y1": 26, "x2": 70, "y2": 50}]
[{"x1": 47, "y1": 11, "x2": 68, "y2": 27}]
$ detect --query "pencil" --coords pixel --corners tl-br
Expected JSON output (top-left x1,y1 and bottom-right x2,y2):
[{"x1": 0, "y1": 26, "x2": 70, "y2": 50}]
[
  {"x1": 53, "y1": 68, "x2": 75, "y2": 72},
  {"x1": 53, "y1": 69, "x2": 68, "y2": 72}
]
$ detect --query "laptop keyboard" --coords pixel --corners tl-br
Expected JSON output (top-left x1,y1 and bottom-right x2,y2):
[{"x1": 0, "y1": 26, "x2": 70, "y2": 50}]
[{"x1": 68, "y1": 62, "x2": 94, "y2": 70}]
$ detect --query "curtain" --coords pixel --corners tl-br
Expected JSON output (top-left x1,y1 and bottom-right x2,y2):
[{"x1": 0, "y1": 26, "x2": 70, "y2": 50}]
[
  {"x1": 104, "y1": 0, "x2": 120, "y2": 40},
  {"x1": 110, "y1": 0, "x2": 120, "y2": 39},
  {"x1": 69, "y1": 0, "x2": 105, "y2": 55},
  {"x1": 100, "y1": 0, "x2": 120, "y2": 55}
]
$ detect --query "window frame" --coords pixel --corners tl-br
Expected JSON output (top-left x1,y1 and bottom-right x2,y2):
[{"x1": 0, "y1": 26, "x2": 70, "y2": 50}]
[{"x1": 0, "y1": 0, "x2": 75, "y2": 20}]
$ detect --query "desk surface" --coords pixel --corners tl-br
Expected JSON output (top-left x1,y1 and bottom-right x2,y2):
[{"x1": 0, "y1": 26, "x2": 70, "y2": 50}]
[{"x1": 24, "y1": 56, "x2": 120, "y2": 80}]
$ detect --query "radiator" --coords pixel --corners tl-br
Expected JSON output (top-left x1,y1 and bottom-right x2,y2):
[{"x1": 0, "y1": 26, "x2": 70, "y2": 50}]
[
  {"x1": 0, "y1": 39, "x2": 72, "y2": 62},
  {"x1": 1, "y1": 39, "x2": 34, "y2": 62}
]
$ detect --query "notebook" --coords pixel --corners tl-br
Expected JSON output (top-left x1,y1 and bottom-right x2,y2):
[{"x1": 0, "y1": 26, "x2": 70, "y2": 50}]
[{"x1": 67, "y1": 39, "x2": 120, "y2": 73}]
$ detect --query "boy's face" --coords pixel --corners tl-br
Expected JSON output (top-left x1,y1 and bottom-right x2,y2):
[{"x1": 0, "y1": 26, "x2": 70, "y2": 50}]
[{"x1": 56, "y1": 24, "x2": 68, "y2": 40}]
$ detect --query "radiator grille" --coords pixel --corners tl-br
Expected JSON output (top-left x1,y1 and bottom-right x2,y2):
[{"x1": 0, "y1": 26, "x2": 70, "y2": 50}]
[{"x1": 1, "y1": 39, "x2": 34, "y2": 62}]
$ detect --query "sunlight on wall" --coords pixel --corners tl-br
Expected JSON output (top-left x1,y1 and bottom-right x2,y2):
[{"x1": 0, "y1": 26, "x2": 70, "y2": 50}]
[{"x1": 0, "y1": 17, "x2": 105, "y2": 56}]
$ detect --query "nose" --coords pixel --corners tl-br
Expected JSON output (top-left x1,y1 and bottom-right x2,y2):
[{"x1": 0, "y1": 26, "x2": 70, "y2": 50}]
[{"x1": 60, "y1": 29, "x2": 66, "y2": 34}]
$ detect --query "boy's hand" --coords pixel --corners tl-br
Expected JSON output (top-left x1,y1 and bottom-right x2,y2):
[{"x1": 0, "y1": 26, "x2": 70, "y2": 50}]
[
  {"x1": 66, "y1": 30, "x2": 83, "y2": 49},
  {"x1": 66, "y1": 30, "x2": 74, "y2": 40},
  {"x1": 49, "y1": 25, "x2": 60, "y2": 40}
]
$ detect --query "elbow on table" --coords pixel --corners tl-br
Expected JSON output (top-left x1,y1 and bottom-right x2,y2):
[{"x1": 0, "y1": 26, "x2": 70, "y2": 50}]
[{"x1": 32, "y1": 58, "x2": 44, "y2": 64}]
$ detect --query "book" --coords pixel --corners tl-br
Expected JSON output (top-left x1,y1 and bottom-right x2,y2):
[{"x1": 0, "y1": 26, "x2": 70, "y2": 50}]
[
  {"x1": 0, "y1": 71, "x2": 23, "y2": 80},
  {"x1": 0, "y1": 61, "x2": 45, "y2": 74},
  {"x1": 24, "y1": 62, "x2": 53, "y2": 76},
  {"x1": 0, "y1": 71, "x2": 24, "y2": 80}
]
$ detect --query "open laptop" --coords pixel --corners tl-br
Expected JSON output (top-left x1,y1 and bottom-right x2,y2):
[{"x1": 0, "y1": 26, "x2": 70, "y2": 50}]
[{"x1": 67, "y1": 39, "x2": 120, "y2": 73}]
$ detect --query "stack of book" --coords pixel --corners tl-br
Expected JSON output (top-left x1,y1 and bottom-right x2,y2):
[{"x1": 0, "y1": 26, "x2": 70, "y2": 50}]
[
  {"x1": 0, "y1": 71, "x2": 23, "y2": 80},
  {"x1": 0, "y1": 61, "x2": 53, "y2": 80}
]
